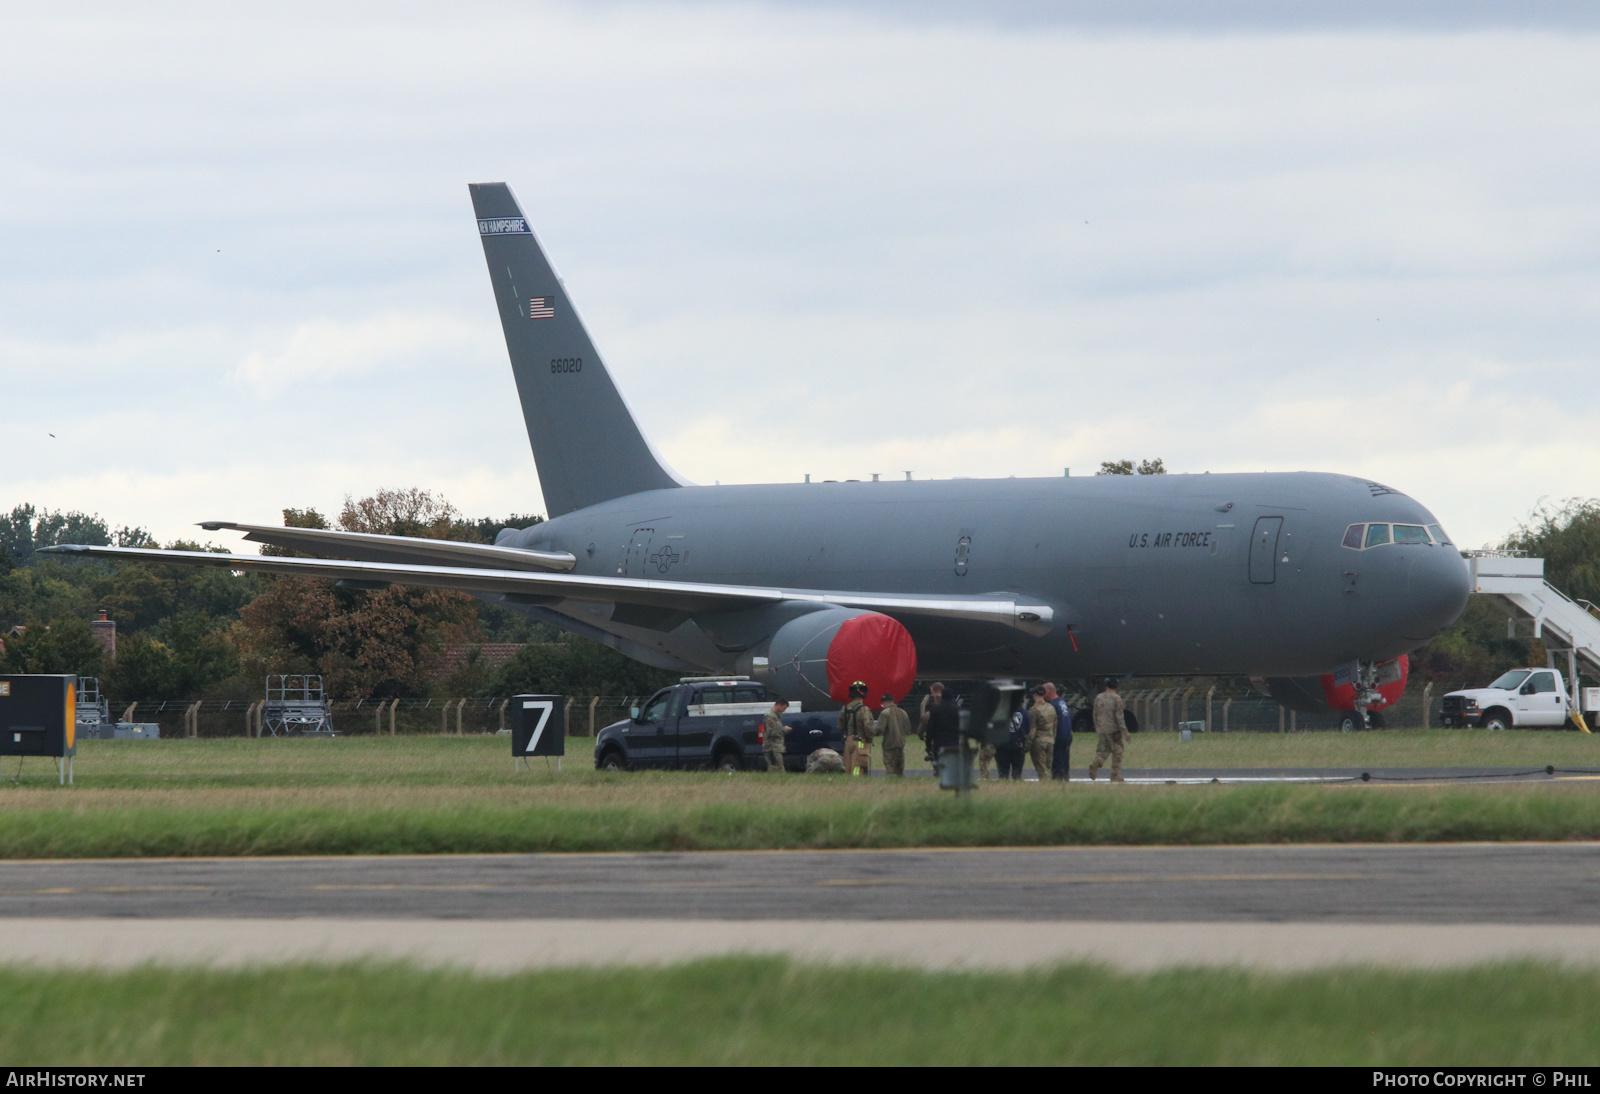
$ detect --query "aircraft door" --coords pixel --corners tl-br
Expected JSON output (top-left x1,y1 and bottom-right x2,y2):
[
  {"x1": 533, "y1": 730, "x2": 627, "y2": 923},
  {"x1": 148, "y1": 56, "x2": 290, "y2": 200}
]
[
  {"x1": 622, "y1": 527, "x2": 654, "y2": 577},
  {"x1": 1249, "y1": 517, "x2": 1283, "y2": 584}
]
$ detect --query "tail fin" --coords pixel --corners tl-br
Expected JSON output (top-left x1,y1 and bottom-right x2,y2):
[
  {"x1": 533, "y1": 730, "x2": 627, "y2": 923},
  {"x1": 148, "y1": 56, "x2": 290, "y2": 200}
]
[{"x1": 469, "y1": 183, "x2": 685, "y2": 517}]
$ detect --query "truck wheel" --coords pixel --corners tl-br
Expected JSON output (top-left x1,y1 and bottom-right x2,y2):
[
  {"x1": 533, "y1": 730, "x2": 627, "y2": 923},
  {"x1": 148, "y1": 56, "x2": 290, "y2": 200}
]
[
  {"x1": 716, "y1": 750, "x2": 743, "y2": 774},
  {"x1": 1483, "y1": 709, "x2": 1512, "y2": 732},
  {"x1": 598, "y1": 749, "x2": 629, "y2": 772}
]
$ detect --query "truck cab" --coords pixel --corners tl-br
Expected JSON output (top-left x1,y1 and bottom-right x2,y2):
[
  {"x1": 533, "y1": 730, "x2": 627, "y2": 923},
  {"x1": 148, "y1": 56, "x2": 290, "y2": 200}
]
[
  {"x1": 1440, "y1": 669, "x2": 1578, "y2": 730},
  {"x1": 594, "y1": 677, "x2": 843, "y2": 771}
]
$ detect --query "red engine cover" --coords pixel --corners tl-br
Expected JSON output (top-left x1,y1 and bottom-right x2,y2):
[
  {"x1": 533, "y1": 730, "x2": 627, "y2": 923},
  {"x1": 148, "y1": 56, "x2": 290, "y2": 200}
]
[
  {"x1": 1320, "y1": 655, "x2": 1409, "y2": 712},
  {"x1": 824, "y1": 612, "x2": 918, "y2": 711}
]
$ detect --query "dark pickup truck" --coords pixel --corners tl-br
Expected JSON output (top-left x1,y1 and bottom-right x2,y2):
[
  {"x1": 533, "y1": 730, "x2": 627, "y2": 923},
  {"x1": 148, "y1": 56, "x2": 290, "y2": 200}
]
[{"x1": 593, "y1": 678, "x2": 843, "y2": 772}]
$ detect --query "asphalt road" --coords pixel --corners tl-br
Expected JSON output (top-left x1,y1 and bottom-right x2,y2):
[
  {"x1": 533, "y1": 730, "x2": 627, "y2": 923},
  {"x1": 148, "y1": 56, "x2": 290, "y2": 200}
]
[{"x1": 4, "y1": 843, "x2": 1599, "y2": 923}]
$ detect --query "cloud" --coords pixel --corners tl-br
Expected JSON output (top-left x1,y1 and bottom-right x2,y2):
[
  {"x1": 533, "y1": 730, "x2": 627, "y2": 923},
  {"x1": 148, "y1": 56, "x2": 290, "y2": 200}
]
[{"x1": 233, "y1": 313, "x2": 489, "y2": 396}]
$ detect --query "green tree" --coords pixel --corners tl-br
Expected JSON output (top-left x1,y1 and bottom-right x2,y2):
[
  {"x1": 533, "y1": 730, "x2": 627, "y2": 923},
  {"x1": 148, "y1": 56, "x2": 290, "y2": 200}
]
[
  {"x1": 1408, "y1": 597, "x2": 1544, "y2": 690},
  {"x1": 237, "y1": 491, "x2": 490, "y2": 699},
  {"x1": 490, "y1": 636, "x2": 676, "y2": 699},
  {"x1": 1504, "y1": 498, "x2": 1600, "y2": 607},
  {"x1": 0, "y1": 616, "x2": 104, "y2": 676},
  {"x1": 1097, "y1": 459, "x2": 1166, "y2": 476},
  {"x1": 0, "y1": 504, "x2": 115, "y2": 565}
]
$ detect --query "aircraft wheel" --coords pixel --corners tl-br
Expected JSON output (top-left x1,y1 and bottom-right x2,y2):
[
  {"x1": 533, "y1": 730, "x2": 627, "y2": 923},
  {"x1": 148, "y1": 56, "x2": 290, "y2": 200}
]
[{"x1": 1339, "y1": 712, "x2": 1360, "y2": 734}]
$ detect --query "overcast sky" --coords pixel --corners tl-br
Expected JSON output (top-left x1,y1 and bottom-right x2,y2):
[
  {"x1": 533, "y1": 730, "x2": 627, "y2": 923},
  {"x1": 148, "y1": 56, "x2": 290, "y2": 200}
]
[{"x1": 3, "y1": 1, "x2": 1598, "y2": 549}]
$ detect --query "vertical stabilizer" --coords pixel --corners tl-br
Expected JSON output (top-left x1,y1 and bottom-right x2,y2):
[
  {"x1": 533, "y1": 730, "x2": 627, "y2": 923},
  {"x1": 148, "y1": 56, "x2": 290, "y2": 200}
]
[{"x1": 469, "y1": 183, "x2": 685, "y2": 516}]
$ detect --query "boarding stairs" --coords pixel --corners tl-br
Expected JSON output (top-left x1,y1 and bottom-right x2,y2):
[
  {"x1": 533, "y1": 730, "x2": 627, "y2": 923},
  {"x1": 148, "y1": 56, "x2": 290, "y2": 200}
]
[{"x1": 1469, "y1": 555, "x2": 1600, "y2": 683}]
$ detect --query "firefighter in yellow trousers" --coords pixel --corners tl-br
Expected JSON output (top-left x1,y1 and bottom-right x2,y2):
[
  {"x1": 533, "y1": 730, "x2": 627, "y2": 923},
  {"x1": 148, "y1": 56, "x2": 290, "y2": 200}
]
[{"x1": 839, "y1": 681, "x2": 875, "y2": 776}]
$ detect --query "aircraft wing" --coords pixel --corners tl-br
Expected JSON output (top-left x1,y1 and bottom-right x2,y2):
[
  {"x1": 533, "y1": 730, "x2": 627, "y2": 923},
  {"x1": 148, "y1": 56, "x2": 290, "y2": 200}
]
[
  {"x1": 195, "y1": 521, "x2": 576, "y2": 572},
  {"x1": 40, "y1": 544, "x2": 1054, "y2": 636}
]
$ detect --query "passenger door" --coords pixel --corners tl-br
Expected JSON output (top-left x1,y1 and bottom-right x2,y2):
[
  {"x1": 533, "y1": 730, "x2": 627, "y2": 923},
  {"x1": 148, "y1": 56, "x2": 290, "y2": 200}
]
[
  {"x1": 1249, "y1": 517, "x2": 1283, "y2": 584},
  {"x1": 1517, "y1": 672, "x2": 1565, "y2": 726}
]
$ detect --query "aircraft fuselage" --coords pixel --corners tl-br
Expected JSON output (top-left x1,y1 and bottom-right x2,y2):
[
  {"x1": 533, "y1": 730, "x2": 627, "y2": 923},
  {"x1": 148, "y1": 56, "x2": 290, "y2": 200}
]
[{"x1": 503, "y1": 469, "x2": 1471, "y2": 679}]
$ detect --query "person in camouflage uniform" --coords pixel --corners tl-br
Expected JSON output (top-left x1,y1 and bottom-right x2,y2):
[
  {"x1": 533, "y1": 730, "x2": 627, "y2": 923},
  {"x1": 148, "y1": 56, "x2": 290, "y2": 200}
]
[
  {"x1": 839, "y1": 681, "x2": 875, "y2": 776},
  {"x1": 1088, "y1": 677, "x2": 1127, "y2": 782},
  {"x1": 762, "y1": 698, "x2": 790, "y2": 773},
  {"x1": 1026, "y1": 685, "x2": 1057, "y2": 780},
  {"x1": 875, "y1": 693, "x2": 910, "y2": 777}
]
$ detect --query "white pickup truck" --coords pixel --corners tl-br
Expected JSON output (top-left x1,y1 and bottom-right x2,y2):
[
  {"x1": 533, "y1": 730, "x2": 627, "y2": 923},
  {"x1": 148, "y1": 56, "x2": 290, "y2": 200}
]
[{"x1": 1439, "y1": 668, "x2": 1585, "y2": 730}]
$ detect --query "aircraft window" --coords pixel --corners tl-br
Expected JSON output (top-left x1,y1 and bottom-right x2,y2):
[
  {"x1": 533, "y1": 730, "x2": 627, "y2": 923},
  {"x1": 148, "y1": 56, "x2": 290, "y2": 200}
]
[
  {"x1": 1529, "y1": 672, "x2": 1558, "y2": 694},
  {"x1": 1393, "y1": 524, "x2": 1431, "y2": 544},
  {"x1": 1342, "y1": 524, "x2": 1366, "y2": 549},
  {"x1": 1428, "y1": 524, "x2": 1452, "y2": 546},
  {"x1": 1364, "y1": 524, "x2": 1391, "y2": 548},
  {"x1": 1488, "y1": 669, "x2": 1531, "y2": 691},
  {"x1": 638, "y1": 692, "x2": 671, "y2": 723}
]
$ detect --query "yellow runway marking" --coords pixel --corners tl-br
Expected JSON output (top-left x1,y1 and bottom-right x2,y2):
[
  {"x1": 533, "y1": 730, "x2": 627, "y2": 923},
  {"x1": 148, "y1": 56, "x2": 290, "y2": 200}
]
[{"x1": 0, "y1": 886, "x2": 212, "y2": 896}]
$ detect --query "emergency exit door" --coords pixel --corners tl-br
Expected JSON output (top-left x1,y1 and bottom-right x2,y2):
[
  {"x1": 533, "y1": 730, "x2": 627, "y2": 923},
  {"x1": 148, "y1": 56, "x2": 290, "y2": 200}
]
[{"x1": 1249, "y1": 517, "x2": 1283, "y2": 584}]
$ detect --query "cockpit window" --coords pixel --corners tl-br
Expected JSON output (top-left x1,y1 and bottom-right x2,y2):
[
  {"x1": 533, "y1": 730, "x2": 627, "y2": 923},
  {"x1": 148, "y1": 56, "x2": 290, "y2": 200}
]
[
  {"x1": 1393, "y1": 524, "x2": 1431, "y2": 544},
  {"x1": 1428, "y1": 524, "x2": 1452, "y2": 546},
  {"x1": 1364, "y1": 523, "x2": 1391, "y2": 548},
  {"x1": 1488, "y1": 669, "x2": 1531, "y2": 691},
  {"x1": 1342, "y1": 524, "x2": 1365, "y2": 549}
]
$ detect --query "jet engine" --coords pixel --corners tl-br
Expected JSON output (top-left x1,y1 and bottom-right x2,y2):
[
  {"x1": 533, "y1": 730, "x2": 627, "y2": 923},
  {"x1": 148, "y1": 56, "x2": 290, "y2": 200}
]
[{"x1": 747, "y1": 607, "x2": 917, "y2": 712}]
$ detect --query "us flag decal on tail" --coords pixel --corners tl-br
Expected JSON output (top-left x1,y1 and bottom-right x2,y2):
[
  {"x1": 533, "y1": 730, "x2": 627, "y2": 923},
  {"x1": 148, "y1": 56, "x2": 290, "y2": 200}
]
[{"x1": 529, "y1": 296, "x2": 555, "y2": 319}]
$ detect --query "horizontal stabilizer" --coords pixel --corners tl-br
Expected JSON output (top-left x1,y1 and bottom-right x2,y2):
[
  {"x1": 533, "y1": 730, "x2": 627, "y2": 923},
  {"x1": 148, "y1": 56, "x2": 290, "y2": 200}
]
[
  {"x1": 196, "y1": 521, "x2": 575, "y2": 572},
  {"x1": 42, "y1": 544, "x2": 1055, "y2": 636}
]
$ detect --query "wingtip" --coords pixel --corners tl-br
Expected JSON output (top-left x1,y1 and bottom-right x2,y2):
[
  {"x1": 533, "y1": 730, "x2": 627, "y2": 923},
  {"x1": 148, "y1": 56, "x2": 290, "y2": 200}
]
[{"x1": 196, "y1": 521, "x2": 236, "y2": 531}]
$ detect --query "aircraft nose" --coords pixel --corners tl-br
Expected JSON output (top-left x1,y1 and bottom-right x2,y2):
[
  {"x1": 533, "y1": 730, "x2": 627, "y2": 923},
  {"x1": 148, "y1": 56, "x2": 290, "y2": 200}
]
[{"x1": 1406, "y1": 547, "x2": 1471, "y2": 638}]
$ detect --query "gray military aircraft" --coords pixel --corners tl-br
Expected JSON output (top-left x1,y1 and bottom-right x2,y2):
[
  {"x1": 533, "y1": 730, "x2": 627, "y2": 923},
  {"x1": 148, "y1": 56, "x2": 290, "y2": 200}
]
[{"x1": 46, "y1": 182, "x2": 1471, "y2": 716}]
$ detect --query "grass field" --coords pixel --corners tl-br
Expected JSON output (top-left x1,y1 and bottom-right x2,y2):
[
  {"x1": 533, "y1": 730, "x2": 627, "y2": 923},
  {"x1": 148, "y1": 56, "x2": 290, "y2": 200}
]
[
  {"x1": 16, "y1": 727, "x2": 1600, "y2": 790},
  {"x1": 0, "y1": 734, "x2": 1599, "y2": 855},
  {"x1": 0, "y1": 957, "x2": 1594, "y2": 1065}
]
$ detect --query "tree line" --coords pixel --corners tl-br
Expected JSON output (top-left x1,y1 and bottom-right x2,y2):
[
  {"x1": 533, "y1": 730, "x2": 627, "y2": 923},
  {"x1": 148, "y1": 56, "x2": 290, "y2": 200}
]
[
  {"x1": 0, "y1": 489, "x2": 675, "y2": 703},
  {"x1": 3, "y1": 487, "x2": 1597, "y2": 703}
]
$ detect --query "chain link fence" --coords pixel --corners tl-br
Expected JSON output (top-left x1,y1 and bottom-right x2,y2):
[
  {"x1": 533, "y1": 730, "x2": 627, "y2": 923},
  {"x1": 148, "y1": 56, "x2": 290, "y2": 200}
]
[
  {"x1": 106, "y1": 694, "x2": 661, "y2": 739},
  {"x1": 103, "y1": 678, "x2": 1465, "y2": 739}
]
